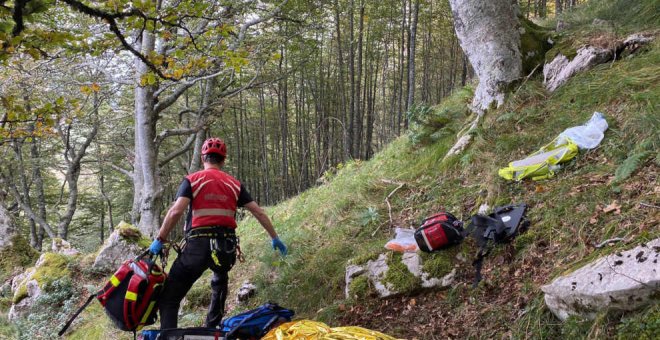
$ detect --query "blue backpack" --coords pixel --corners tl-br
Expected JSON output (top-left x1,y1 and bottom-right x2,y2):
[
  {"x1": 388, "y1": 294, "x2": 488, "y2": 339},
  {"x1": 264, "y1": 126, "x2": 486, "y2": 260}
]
[{"x1": 221, "y1": 302, "x2": 295, "y2": 338}]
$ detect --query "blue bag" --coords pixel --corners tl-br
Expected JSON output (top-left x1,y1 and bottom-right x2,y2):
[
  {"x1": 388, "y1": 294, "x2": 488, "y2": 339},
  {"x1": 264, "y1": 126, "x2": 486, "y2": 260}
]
[{"x1": 221, "y1": 303, "x2": 294, "y2": 338}]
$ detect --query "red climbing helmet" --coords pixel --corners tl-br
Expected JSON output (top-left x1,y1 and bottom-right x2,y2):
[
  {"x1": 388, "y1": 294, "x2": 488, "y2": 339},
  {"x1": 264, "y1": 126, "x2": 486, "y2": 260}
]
[{"x1": 201, "y1": 137, "x2": 227, "y2": 157}]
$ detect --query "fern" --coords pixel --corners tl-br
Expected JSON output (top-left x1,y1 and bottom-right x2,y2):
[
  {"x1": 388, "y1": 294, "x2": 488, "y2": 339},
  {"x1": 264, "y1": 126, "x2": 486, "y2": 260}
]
[{"x1": 614, "y1": 151, "x2": 652, "y2": 182}]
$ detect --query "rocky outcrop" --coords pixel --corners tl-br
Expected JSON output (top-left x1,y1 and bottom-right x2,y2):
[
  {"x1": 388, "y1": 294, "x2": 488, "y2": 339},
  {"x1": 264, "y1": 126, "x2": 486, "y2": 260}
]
[
  {"x1": 51, "y1": 238, "x2": 80, "y2": 256},
  {"x1": 346, "y1": 253, "x2": 455, "y2": 299},
  {"x1": 542, "y1": 238, "x2": 660, "y2": 321},
  {"x1": 92, "y1": 221, "x2": 148, "y2": 272},
  {"x1": 237, "y1": 281, "x2": 257, "y2": 303},
  {"x1": 544, "y1": 32, "x2": 655, "y2": 92},
  {"x1": 544, "y1": 46, "x2": 613, "y2": 92},
  {"x1": 8, "y1": 253, "x2": 70, "y2": 321},
  {"x1": 0, "y1": 203, "x2": 16, "y2": 251}
]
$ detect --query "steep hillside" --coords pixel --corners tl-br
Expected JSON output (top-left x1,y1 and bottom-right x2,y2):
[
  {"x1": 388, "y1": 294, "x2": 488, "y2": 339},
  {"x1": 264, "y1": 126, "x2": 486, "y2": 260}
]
[{"x1": 225, "y1": 1, "x2": 659, "y2": 339}]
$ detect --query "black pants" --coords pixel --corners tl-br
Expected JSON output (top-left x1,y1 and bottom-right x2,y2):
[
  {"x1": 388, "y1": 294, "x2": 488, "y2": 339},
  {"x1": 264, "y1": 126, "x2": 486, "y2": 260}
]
[{"x1": 159, "y1": 235, "x2": 237, "y2": 329}]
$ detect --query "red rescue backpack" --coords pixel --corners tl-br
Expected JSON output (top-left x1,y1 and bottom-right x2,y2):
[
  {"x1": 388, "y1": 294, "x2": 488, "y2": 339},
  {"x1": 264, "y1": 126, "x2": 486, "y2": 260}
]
[
  {"x1": 414, "y1": 212, "x2": 465, "y2": 252},
  {"x1": 59, "y1": 251, "x2": 167, "y2": 336}
]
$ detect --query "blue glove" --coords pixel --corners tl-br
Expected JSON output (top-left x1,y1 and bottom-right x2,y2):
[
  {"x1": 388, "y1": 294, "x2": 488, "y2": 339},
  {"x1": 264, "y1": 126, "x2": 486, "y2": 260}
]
[
  {"x1": 271, "y1": 237, "x2": 287, "y2": 256},
  {"x1": 149, "y1": 239, "x2": 163, "y2": 255}
]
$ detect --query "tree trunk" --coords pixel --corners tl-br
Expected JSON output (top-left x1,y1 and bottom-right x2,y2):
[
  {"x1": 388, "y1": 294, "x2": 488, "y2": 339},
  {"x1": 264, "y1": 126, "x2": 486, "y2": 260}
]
[
  {"x1": 406, "y1": 0, "x2": 420, "y2": 112},
  {"x1": 555, "y1": 0, "x2": 562, "y2": 15},
  {"x1": 448, "y1": 0, "x2": 522, "y2": 113},
  {"x1": 134, "y1": 30, "x2": 163, "y2": 236}
]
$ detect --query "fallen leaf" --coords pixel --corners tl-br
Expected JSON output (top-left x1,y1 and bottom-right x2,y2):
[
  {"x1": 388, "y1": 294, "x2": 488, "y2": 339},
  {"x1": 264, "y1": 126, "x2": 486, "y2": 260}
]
[
  {"x1": 409, "y1": 298, "x2": 416, "y2": 306},
  {"x1": 534, "y1": 185, "x2": 545, "y2": 193},
  {"x1": 603, "y1": 201, "x2": 621, "y2": 214}
]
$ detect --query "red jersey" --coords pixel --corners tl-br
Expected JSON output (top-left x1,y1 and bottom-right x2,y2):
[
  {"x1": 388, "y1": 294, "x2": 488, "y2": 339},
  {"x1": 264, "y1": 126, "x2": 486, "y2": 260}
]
[{"x1": 185, "y1": 169, "x2": 242, "y2": 229}]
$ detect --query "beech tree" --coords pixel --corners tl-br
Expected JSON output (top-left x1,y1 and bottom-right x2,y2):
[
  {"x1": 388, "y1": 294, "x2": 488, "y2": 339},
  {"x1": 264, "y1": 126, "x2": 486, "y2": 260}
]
[{"x1": 448, "y1": 0, "x2": 522, "y2": 113}]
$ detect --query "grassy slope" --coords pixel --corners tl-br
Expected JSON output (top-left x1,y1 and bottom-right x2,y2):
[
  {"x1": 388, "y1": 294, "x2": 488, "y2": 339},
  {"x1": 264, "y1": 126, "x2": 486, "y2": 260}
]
[{"x1": 226, "y1": 1, "x2": 659, "y2": 338}]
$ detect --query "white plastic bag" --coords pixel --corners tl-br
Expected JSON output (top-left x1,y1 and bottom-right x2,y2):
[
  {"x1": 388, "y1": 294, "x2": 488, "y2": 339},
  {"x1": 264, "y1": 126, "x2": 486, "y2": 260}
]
[
  {"x1": 555, "y1": 112, "x2": 608, "y2": 149},
  {"x1": 384, "y1": 228, "x2": 419, "y2": 252}
]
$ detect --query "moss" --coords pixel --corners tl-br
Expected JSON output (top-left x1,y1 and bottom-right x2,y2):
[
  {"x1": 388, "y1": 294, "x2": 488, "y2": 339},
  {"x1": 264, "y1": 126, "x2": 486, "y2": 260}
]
[
  {"x1": 420, "y1": 248, "x2": 456, "y2": 279},
  {"x1": 12, "y1": 253, "x2": 70, "y2": 304},
  {"x1": 545, "y1": 36, "x2": 579, "y2": 62},
  {"x1": 519, "y1": 16, "x2": 553, "y2": 74},
  {"x1": 116, "y1": 221, "x2": 151, "y2": 248},
  {"x1": 348, "y1": 275, "x2": 371, "y2": 300},
  {"x1": 382, "y1": 253, "x2": 421, "y2": 295},
  {"x1": 0, "y1": 234, "x2": 38, "y2": 283}
]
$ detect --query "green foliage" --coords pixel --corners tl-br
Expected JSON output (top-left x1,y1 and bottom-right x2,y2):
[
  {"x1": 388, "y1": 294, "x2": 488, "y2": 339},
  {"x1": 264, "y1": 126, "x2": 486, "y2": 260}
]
[
  {"x1": 520, "y1": 16, "x2": 553, "y2": 73},
  {"x1": 616, "y1": 304, "x2": 660, "y2": 340},
  {"x1": 358, "y1": 207, "x2": 380, "y2": 227},
  {"x1": 614, "y1": 151, "x2": 653, "y2": 182},
  {"x1": 15, "y1": 278, "x2": 76, "y2": 339},
  {"x1": 116, "y1": 221, "x2": 151, "y2": 248},
  {"x1": 184, "y1": 279, "x2": 212, "y2": 311}
]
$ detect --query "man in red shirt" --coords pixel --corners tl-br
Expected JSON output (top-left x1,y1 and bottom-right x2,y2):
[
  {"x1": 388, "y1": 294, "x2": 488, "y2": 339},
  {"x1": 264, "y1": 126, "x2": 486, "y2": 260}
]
[{"x1": 149, "y1": 137, "x2": 287, "y2": 329}]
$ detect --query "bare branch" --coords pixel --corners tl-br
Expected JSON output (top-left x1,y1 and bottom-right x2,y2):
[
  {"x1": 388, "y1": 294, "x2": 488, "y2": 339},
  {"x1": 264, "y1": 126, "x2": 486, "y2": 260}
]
[
  {"x1": 159, "y1": 133, "x2": 196, "y2": 167},
  {"x1": 154, "y1": 69, "x2": 228, "y2": 114},
  {"x1": 154, "y1": 117, "x2": 208, "y2": 146},
  {"x1": 110, "y1": 163, "x2": 134, "y2": 180},
  {"x1": 234, "y1": 0, "x2": 289, "y2": 49},
  {"x1": 0, "y1": 172, "x2": 56, "y2": 239}
]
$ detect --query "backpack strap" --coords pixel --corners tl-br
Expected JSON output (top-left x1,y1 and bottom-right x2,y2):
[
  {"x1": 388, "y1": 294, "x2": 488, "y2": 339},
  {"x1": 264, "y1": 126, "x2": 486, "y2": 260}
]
[
  {"x1": 58, "y1": 293, "x2": 96, "y2": 336},
  {"x1": 124, "y1": 266, "x2": 147, "y2": 331},
  {"x1": 468, "y1": 214, "x2": 501, "y2": 287}
]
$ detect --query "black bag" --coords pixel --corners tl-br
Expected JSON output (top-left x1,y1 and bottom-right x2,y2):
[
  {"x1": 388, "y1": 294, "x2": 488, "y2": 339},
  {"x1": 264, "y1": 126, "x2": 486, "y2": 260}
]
[
  {"x1": 469, "y1": 204, "x2": 530, "y2": 286},
  {"x1": 414, "y1": 212, "x2": 465, "y2": 252}
]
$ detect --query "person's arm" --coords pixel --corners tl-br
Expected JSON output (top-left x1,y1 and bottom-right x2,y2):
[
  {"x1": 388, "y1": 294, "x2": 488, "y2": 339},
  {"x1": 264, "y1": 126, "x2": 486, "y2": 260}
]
[
  {"x1": 243, "y1": 201, "x2": 278, "y2": 239},
  {"x1": 157, "y1": 196, "x2": 190, "y2": 241}
]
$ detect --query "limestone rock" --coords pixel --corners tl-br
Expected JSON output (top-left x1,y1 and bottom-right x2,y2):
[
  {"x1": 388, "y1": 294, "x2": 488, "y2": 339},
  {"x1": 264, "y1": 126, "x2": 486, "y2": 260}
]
[
  {"x1": 366, "y1": 254, "x2": 394, "y2": 298},
  {"x1": 542, "y1": 238, "x2": 660, "y2": 321},
  {"x1": 51, "y1": 238, "x2": 80, "y2": 256},
  {"x1": 0, "y1": 204, "x2": 16, "y2": 251},
  {"x1": 8, "y1": 279, "x2": 42, "y2": 321},
  {"x1": 345, "y1": 253, "x2": 456, "y2": 299},
  {"x1": 237, "y1": 281, "x2": 257, "y2": 303},
  {"x1": 544, "y1": 46, "x2": 613, "y2": 92},
  {"x1": 623, "y1": 33, "x2": 654, "y2": 46},
  {"x1": 8, "y1": 253, "x2": 68, "y2": 321},
  {"x1": 344, "y1": 264, "x2": 367, "y2": 299},
  {"x1": 92, "y1": 222, "x2": 146, "y2": 272},
  {"x1": 401, "y1": 252, "x2": 455, "y2": 289}
]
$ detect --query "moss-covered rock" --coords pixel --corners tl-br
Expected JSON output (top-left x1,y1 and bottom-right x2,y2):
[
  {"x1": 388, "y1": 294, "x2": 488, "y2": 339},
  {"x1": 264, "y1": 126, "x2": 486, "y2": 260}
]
[
  {"x1": 382, "y1": 253, "x2": 422, "y2": 295},
  {"x1": 12, "y1": 253, "x2": 70, "y2": 305},
  {"x1": 92, "y1": 221, "x2": 150, "y2": 272},
  {"x1": 348, "y1": 275, "x2": 372, "y2": 300},
  {"x1": 0, "y1": 234, "x2": 38, "y2": 284}
]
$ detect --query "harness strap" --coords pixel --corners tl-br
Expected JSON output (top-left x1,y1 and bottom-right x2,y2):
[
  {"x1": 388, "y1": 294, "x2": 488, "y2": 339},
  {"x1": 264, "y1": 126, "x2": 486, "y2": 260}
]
[{"x1": 58, "y1": 293, "x2": 96, "y2": 336}]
